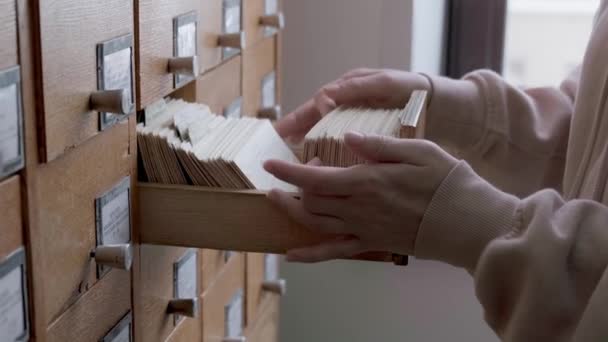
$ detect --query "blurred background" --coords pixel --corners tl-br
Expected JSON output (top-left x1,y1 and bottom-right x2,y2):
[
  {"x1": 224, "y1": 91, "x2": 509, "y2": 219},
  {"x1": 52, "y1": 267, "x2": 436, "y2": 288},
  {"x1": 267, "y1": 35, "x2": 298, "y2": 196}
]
[{"x1": 278, "y1": 0, "x2": 598, "y2": 340}]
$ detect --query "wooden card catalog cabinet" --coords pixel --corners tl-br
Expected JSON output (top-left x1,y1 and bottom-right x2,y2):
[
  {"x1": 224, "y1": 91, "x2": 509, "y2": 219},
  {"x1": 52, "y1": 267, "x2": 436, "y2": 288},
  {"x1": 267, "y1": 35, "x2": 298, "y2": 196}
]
[
  {"x1": 0, "y1": 66, "x2": 24, "y2": 179},
  {"x1": 171, "y1": 56, "x2": 242, "y2": 117},
  {"x1": 136, "y1": 0, "x2": 202, "y2": 110},
  {"x1": 0, "y1": 249, "x2": 29, "y2": 342},
  {"x1": 243, "y1": 37, "x2": 279, "y2": 118},
  {"x1": 244, "y1": 0, "x2": 285, "y2": 47},
  {"x1": 100, "y1": 312, "x2": 133, "y2": 342},
  {"x1": 36, "y1": 0, "x2": 134, "y2": 161}
]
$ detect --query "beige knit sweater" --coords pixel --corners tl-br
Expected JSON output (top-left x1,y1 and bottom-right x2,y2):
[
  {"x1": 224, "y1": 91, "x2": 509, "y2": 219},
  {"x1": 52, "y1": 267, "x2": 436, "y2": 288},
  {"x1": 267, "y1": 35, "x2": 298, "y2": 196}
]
[{"x1": 415, "y1": 2, "x2": 608, "y2": 341}]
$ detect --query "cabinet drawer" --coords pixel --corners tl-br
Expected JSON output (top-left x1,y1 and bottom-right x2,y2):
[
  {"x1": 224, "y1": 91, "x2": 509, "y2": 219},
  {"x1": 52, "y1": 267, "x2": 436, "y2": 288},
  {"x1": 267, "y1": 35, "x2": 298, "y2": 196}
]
[
  {"x1": 245, "y1": 296, "x2": 280, "y2": 342},
  {"x1": 137, "y1": 0, "x2": 201, "y2": 110},
  {"x1": 165, "y1": 314, "x2": 201, "y2": 342},
  {"x1": 46, "y1": 270, "x2": 131, "y2": 342},
  {"x1": 0, "y1": 175, "x2": 22, "y2": 259},
  {"x1": 32, "y1": 120, "x2": 133, "y2": 325},
  {"x1": 0, "y1": 0, "x2": 18, "y2": 71},
  {"x1": 243, "y1": 0, "x2": 284, "y2": 48},
  {"x1": 135, "y1": 246, "x2": 201, "y2": 342},
  {"x1": 242, "y1": 37, "x2": 279, "y2": 119},
  {"x1": 202, "y1": 249, "x2": 242, "y2": 292},
  {"x1": 246, "y1": 253, "x2": 284, "y2": 324},
  {"x1": 37, "y1": 0, "x2": 135, "y2": 162},
  {"x1": 202, "y1": 253, "x2": 246, "y2": 341},
  {"x1": 200, "y1": 0, "x2": 245, "y2": 74},
  {"x1": 171, "y1": 55, "x2": 242, "y2": 117}
]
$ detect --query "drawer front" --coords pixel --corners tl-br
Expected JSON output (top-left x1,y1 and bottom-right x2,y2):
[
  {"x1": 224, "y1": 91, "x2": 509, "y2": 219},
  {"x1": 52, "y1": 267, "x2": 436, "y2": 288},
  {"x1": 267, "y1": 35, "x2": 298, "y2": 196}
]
[
  {"x1": 0, "y1": 0, "x2": 18, "y2": 70},
  {"x1": 0, "y1": 175, "x2": 22, "y2": 259},
  {"x1": 199, "y1": 0, "x2": 244, "y2": 74},
  {"x1": 202, "y1": 253, "x2": 246, "y2": 342},
  {"x1": 137, "y1": 0, "x2": 201, "y2": 110},
  {"x1": 172, "y1": 55, "x2": 242, "y2": 117},
  {"x1": 243, "y1": 0, "x2": 283, "y2": 48},
  {"x1": 135, "y1": 246, "x2": 202, "y2": 342},
  {"x1": 33, "y1": 120, "x2": 133, "y2": 325},
  {"x1": 246, "y1": 253, "x2": 282, "y2": 324},
  {"x1": 164, "y1": 313, "x2": 201, "y2": 342},
  {"x1": 38, "y1": 0, "x2": 135, "y2": 162},
  {"x1": 242, "y1": 37, "x2": 278, "y2": 118},
  {"x1": 46, "y1": 270, "x2": 132, "y2": 342},
  {"x1": 245, "y1": 296, "x2": 280, "y2": 342},
  {"x1": 202, "y1": 250, "x2": 242, "y2": 292}
]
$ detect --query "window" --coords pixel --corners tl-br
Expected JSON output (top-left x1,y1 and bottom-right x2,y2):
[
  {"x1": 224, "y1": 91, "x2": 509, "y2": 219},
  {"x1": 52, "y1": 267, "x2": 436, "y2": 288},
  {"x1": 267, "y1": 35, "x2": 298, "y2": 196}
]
[{"x1": 503, "y1": 0, "x2": 599, "y2": 87}]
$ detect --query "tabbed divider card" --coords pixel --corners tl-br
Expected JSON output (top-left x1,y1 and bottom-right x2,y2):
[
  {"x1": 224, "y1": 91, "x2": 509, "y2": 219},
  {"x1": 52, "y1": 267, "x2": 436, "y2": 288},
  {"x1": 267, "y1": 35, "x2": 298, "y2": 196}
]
[
  {"x1": 0, "y1": 66, "x2": 24, "y2": 180},
  {"x1": 225, "y1": 289, "x2": 244, "y2": 339},
  {"x1": 95, "y1": 176, "x2": 133, "y2": 277},
  {"x1": 0, "y1": 248, "x2": 29, "y2": 342},
  {"x1": 100, "y1": 312, "x2": 133, "y2": 342},
  {"x1": 97, "y1": 34, "x2": 135, "y2": 130},
  {"x1": 173, "y1": 12, "x2": 198, "y2": 88},
  {"x1": 222, "y1": 0, "x2": 243, "y2": 60},
  {"x1": 173, "y1": 249, "x2": 198, "y2": 325}
]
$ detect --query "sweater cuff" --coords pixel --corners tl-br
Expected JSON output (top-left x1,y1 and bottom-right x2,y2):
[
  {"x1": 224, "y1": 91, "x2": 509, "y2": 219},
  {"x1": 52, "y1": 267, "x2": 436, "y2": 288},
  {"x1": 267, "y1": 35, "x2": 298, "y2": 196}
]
[
  {"x1": 414, "y1": 161, "x2": 521, "y2": 271},
  {"x1": 421, "y1": 74, "x2": 487, "y2": 153}
]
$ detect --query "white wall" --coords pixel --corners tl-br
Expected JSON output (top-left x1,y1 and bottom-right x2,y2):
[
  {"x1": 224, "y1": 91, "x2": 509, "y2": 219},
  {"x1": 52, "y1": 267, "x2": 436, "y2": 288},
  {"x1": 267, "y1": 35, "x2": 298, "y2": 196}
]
[{"x1": 279, "y1": 0, "x2": 498, "y2": 341}]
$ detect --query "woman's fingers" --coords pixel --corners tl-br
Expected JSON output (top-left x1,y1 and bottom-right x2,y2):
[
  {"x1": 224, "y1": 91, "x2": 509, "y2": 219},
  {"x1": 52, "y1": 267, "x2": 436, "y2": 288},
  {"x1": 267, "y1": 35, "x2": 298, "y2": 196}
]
[
  {"x1": 264, "y1": 160, "x2": 360, "y2": 196},
  {"x1": 286, "y1": 237, "x2": 365, "y2": 263},
  {"x1": 344, "y1": 132, "x2": 436, "y2": 165},
  {"x1": 274, "y1": 99, "x2": 322, "y2": 139},
  {"x1": 267, "y1": 189, "x2": 346, "y2": 235}
]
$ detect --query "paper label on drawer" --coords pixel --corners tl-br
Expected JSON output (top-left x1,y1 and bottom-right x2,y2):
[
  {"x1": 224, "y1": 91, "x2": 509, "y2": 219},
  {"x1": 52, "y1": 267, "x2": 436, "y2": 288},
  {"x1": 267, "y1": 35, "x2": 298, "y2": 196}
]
[
  {"x1": 174, "y1": 12, "x2": 198, "y2": 87},
  {"x1": 264, "y1": 0, "x2": 279, "y2": 36},
  {"x1": 0, "y1": 83, "x2": 19, "y2": 167},
  {"x1": 222, "y1": 0, "x2": 242, "y2": 60},
  {"x1": 97, "y1": 34, "x2": 134, "y2": 130},
  {"x1": 224, "y1": 289, "x2": 244, "y2": 338},
  {"x1": 262, "y1": 71, "x2": 276, "y2": 108},
  {"x1": 175, "y1": 250, "x2": 198, "y2": 300},
  {"x1": 0, "y1": 249, "x2": 27, "y2": 342},
  {"x1": 223, "y1": 97, "x2": 242, "y2": 119},
  {"x1": 96, "y1": 177, "x2": 131, "y2": 246},
  {"x1": 104, "y1": 49, "x2": 133, "y2": 110},
  {"x1": 100, "y1": 312, "x2": 132, "y2": 342},
  {"x1": 0, "y1": 267, "x2": 25, "y2": 340},
  {"x1": 264, "y1": 254, "x2": 279, "y2": 281}
]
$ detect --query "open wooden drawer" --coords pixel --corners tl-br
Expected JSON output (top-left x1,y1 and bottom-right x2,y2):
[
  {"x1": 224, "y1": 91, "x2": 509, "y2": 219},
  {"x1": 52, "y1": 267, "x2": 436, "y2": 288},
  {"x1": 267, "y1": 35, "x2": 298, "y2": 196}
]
[{"x1": 138, "y1": 184, "x2": 409, "y2": 266}]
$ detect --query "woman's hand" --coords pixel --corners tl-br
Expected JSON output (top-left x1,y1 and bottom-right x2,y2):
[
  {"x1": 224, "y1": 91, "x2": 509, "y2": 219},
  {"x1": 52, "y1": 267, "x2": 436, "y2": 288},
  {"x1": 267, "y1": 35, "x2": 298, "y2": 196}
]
[
  {"x1": 263, "y1": 133, "x2": 458, "y2": 263},
  {"x1": 274, "y1": 68, "x2": 432, "y2": 142}
]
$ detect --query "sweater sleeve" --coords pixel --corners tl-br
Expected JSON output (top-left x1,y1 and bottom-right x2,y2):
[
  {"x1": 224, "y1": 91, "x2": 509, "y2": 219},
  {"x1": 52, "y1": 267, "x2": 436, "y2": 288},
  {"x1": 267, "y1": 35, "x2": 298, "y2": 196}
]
[
  {"x1": 423, "y1": 69, "x2": 579, "y2": 197},
  {"x1": 415, "y1": 161, "x2": 608, "y2": 341}
]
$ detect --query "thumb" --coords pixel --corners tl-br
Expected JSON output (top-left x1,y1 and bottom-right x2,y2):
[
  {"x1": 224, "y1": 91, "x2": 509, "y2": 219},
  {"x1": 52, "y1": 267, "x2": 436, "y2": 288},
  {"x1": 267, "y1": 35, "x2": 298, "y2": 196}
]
[{"x1": 344, "y1": 132, "x2": 417, "y2": 163}]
